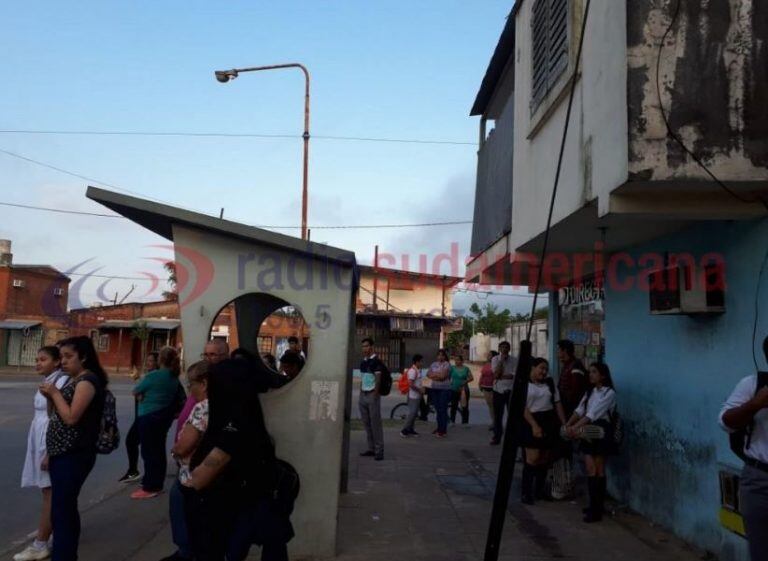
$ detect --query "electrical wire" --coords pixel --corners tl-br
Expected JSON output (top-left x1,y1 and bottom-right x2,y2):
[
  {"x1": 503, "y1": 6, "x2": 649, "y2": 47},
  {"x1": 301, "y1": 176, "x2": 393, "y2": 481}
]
[
  {"x1": 0, "y1": 200, "x2": 471, "y2": 229},
  {"x1": 655, "y1": 0, "x2": 767, "y2": 209},
  {"x1": 0, "y1": 201, "x2": 122, "y2": 218},
  {"x1": 0, "y1": 129, "x2": 475, "y2": 146},
  {"x1": 0, "y1": 147, "x2": 173, "y2": 205}
]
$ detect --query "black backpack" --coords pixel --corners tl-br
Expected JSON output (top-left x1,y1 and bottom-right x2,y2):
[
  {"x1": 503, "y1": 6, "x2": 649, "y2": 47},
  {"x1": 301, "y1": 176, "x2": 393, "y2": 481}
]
[
  {"x1": 729, "y1": 372, "x2": 768, "y2": 461},
  {"x1": 95, "y1": 389, "x2": 120, "y2": 455},
  {"x1": 377, "y1": 360, "x2": 393, "y2": 396},
  {"x1": 273, "y1": 458, "x2": 300, "y2": 516}
]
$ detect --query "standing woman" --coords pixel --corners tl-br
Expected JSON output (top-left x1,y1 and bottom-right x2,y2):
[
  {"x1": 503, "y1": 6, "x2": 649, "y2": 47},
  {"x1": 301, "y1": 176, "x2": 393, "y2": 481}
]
[
  {"x1": 39, "y1": 336, "x2": 107, "y2": 561},
  {"x1": 14, "y1": 347, "x2": 69, "y2": 561},
  {"x1": 565, "y1": 362, "x2": 617, "y2": 523},
  {"x1": 427, "y1": 349, "x2": 452, "y2": 438},
  {"x1": 119, "y1": 352, "x2": 159, "y2": 483},
  {"x1": 449, "y1": 355, "x2": 474, "y2": 425},
  {"x1": 132, "y1": 346, "x2": 182, "y2": 499},
  {"x1": 520, "y1": 358, "x2": 566, "y2": 505},
  {"x1": 479, "y1": 351, "x2": 498, "y2": 430},
  {"x1": 182, "y1": 360, "x2": 292, "y2": 561}
]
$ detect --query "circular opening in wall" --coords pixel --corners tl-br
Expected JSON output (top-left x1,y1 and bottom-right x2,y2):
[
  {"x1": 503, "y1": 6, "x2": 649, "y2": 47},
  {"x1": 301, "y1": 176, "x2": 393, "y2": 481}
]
[{"x1": 208, "y1": 293, "x2": 309, "y2": 389}]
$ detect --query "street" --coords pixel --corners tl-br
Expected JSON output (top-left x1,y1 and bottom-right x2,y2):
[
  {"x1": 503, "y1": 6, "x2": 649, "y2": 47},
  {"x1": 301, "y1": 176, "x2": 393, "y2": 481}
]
[{"x1": 0, "y1": 373, "x2": 492, "y2": 554}]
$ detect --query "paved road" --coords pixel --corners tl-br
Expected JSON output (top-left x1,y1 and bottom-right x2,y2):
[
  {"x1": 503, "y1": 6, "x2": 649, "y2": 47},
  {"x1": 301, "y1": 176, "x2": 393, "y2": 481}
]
[{"x1": 0, "y1": 374, "x2": 492, "y2": 553}]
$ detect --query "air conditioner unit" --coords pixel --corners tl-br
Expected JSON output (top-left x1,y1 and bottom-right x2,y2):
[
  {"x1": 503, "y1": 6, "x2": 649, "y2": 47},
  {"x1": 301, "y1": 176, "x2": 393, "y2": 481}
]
[
  {"x1": 53, "y1": 287, "x2": 64, "y2": 297},
  {"x1": 648, "y1": 263, "x2": 725, "y2": 315},
  {"x1": 12, "y1": 279, "x2": 25, "y2": 288}
]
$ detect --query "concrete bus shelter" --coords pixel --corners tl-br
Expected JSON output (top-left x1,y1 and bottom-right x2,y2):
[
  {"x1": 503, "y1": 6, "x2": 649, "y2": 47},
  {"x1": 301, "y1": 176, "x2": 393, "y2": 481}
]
[{"x1": 87, "y1": 186, "x2": 358, "y2": 559}]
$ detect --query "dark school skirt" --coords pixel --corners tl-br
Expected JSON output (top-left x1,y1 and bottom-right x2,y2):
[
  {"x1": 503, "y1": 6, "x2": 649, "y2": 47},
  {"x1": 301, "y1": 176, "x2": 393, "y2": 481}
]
[{"x1": 521, "y1": 410, "x2": 561, "y2": 449}]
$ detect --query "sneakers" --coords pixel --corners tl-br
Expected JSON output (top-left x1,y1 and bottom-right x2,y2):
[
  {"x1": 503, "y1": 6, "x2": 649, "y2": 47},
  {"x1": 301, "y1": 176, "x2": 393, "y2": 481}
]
[
  {"x1": 13, "y1": 545, "x2": 50, "y2": 561},
  {"x1": 118, "y1": 471, "x2": 141, "y2": 483},
  {"x1": 359, "y1": 450, "x2": 376, "y2": 457},
  {"x1": 130, "y1": 489, "x2": 160, "y2": 500},
  {"x1": 434, "y1": 431, "x2": 447, "y2": 438},
  {"x1": 399, "y1": 429, "x2": 420, "y2": 438}
]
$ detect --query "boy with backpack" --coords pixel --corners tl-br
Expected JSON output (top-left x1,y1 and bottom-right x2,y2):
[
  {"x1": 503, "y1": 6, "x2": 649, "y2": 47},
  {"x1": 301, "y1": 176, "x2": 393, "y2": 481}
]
[
  {"x1": 400, "y1": 355, "x2": 424, "y2": 438},
  {"x1": 720, "y1": 336, "x2": 768, "y2": 561}
]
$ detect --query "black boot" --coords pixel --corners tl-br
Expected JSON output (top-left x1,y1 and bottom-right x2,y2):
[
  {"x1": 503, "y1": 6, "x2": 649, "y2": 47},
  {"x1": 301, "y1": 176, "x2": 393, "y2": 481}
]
[
  {"x1": 521, "y1": 464, "x2": 535, "y2": 505},
  {"x1": 583, "y1": 477, "x2": 604, "y2": 523},
  {"x1": 534, "y1": 466, "x2": 550, "y2": 500}
]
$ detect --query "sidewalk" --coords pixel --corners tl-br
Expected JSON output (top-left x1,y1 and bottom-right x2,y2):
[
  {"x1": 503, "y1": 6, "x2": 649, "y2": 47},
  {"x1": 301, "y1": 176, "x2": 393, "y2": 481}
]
[{"x1": 66, "y1": 423, "x2": 706, "y2": 561}]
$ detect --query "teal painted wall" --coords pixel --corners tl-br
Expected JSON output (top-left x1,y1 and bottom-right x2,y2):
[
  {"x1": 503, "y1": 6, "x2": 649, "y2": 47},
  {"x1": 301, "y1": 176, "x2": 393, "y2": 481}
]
[{"x1": 604, "y1": 218, "x2": 768, "y2": 561}]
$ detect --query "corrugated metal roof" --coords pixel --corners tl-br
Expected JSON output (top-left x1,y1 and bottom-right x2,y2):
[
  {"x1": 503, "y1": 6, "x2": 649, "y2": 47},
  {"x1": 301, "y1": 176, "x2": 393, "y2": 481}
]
[
  {"x1": 0, "y1": 320, "x2": 42, "y2": 330},
  {"x1": 100, "y1": 318, "x2": 180, "y2": 330}
]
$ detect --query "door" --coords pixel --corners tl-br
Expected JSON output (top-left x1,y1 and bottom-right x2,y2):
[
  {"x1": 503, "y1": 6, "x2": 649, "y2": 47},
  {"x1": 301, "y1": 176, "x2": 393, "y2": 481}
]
[{"x1": 8, "y1": 328, "x2": 44, "y2": 367}]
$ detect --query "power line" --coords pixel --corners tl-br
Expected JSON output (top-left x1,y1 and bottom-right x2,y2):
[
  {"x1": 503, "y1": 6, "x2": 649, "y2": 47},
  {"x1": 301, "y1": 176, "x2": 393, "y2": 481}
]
[
  {"x1": 0, "y1": 147, "x2": 176, "y2": 206},
  {"x1": 0, "y1": 201, "x2": 122, "y2": 218},
  {"x1": 0, "y1": 129, "x2": 475, "y2": 146},
  {"x1": 0, "y1": 200, "x2": 472, "y2": 229}
]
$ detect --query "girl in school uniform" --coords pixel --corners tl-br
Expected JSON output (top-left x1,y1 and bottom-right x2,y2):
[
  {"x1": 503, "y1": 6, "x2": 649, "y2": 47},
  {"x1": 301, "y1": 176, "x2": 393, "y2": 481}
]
[
  {"x1": 15, "y1": 346, "x2": 70, "y2": 561},
  {"x1": 565, "y1": 362, "x2": 617, "y2": 523},
  {"x1": 521, "y1": 358, "x2": 566, "y2": 505}
]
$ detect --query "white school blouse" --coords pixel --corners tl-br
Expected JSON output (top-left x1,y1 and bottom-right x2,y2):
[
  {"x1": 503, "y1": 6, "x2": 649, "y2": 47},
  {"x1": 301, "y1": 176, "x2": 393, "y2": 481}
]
[
  {"x1": 575, "y1": 387, "x2": 616, "y2": 422},
  {"x1": 719, "y1": 375, "x2": 768, "y2": 463},
  {"x1": 526, "y1": 382, "x2": 560, "y2": 413}
]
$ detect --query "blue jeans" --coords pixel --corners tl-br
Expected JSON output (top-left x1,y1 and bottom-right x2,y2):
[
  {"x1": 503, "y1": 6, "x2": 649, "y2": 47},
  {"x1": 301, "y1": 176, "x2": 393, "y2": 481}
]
[
  {"x1": 170, "y1": 480, "x2": 192, "y2": 558},
  {"x1": 138, "y1": 409, "x2": 173, "y2": 492},
  {"x1": 49, "y1": 450, "x2": 96, "y2": 561},
  {"x1": 431, "y1": 389, "x2": 452, "y2": 433}
]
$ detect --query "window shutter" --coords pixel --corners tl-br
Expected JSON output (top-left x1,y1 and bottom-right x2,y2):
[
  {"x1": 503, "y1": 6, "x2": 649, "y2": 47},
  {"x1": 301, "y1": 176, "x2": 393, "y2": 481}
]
[{"x1": 531, "y1": 0, "x2": 570, "y2": 111}]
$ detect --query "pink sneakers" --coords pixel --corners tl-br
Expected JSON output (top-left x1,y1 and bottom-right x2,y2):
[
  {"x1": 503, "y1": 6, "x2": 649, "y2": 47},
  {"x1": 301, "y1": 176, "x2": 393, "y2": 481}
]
[{"x1": 130, "y1": 489, "x2": 160, "y2": 500}]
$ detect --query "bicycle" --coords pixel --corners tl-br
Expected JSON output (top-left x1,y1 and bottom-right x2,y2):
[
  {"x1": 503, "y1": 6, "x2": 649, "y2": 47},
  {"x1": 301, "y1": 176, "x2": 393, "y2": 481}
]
[{"x1": 389, "y1": 395, "x2": 435, "y2": 421}]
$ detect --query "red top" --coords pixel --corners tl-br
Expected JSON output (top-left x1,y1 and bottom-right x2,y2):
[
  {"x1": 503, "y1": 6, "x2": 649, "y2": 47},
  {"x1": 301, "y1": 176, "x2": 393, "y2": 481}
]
[{"x1": 479, "y1": 363, "x2": 495, "y2": 388}]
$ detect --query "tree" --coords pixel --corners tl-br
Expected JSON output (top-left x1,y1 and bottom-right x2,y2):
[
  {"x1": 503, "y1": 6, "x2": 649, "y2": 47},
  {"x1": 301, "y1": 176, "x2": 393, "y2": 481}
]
[
  {"x1": 470, "y1": 302, "x2": 511, "y2": 337},
  {"x1": 131, "y1": 320, "x2": 150, "y2": 372},
  {"x1": 162, "y1": 261, "x2": 178, "y2": 302}
]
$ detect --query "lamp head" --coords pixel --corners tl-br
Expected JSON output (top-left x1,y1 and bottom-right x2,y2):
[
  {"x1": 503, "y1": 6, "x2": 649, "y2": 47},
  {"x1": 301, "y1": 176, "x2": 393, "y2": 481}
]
[{"x1": 215, "y1": 69, "x2": 238, "y2": 83}]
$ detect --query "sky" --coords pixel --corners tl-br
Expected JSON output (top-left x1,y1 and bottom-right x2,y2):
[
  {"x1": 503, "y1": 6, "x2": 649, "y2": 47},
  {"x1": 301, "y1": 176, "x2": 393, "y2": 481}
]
[{"x1": 0, "y1": 0, "x2": 543, "y2": 315}]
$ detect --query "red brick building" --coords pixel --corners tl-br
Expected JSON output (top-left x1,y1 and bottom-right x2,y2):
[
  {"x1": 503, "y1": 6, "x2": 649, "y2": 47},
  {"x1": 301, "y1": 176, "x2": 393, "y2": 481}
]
[
  {"x1": 68, "y1": 300, "x2": 181, "y2": 373},
  {"x1": 0, "y1": 240, "x2": 70, "y2": 367}
]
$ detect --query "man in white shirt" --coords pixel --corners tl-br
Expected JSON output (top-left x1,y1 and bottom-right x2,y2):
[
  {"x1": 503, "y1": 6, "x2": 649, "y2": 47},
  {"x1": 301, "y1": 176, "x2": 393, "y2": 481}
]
[
  {"x1": 491, "y1": 341, "x2": 518, "y2": 445},
  {"x1": 720, "y1": 336, "x2": 768, "y2": 561},
  {"x1": 400, "y1": 354, "x2": 424, "y2": 438}
]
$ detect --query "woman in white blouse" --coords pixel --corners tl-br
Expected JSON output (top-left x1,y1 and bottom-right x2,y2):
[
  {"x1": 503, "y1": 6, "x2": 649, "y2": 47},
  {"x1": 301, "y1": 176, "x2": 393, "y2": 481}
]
[
  {"x1": 521, "y1": 358, "x2": 566, "y2": 505},
  {"x1": 565, "y1": 362, "x2": 617, "y2": 523}
]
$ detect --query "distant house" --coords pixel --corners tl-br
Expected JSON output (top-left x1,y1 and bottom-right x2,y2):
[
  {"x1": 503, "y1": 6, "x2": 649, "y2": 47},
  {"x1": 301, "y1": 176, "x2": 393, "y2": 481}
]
[
  {"x1": 354, "y1": 265, "x2": 462, "y2": 371},
  {"x1": 0, "y1": 240, "x2": 70, "y2": 367}
]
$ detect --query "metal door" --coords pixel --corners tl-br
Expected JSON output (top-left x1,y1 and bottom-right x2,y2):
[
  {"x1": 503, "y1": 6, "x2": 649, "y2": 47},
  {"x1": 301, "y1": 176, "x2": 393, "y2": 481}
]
[{"x1": 8, "y1": 328, "x2": 43, "y2": 367}]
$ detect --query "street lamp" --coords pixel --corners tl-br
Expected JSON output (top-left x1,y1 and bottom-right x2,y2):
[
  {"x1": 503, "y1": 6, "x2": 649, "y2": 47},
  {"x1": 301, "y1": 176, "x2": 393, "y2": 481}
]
[{"x1": 214, "y1": 63, "x2": 311, "y2": 240}]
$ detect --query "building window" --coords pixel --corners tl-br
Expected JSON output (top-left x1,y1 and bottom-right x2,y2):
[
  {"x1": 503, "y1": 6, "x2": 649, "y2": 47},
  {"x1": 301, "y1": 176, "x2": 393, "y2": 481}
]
[
  {"x1": 531, "y1": 0, "x2": 569, "y2": 112},
  {"x1": 90, "y1": 330, "x2": 110, "y2": 352},
  {"x1": 257, "y1": 336, "x2": 273, "y2": 354}
]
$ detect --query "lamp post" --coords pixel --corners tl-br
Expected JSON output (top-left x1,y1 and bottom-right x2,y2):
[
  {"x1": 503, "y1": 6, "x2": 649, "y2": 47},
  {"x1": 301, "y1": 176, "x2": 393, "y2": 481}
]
[{"x1": 214, "y1": 63, "x2": 311, "y2": 241}]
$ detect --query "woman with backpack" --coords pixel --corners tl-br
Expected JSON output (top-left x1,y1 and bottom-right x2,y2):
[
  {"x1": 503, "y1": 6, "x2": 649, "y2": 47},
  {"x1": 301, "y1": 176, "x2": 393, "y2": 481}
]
[
  {"x1": 39, "y1": 336, "x2": 108, "y2": 561},
  {"x1": 564, "y1": 362, "x2": 617, "y2": 523},
  {"x1": 13, "y1": 347, "x2": 70, "y2": 561},
  {"x1": 521, "y1": 358, "x2": 566, "y2": 505},
  {"x1": 132, "y1": 346, "x2": 183, "y2": 499},
  {"x1": 181, "y1": 359, "x2": 292, "y2": 561}
]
